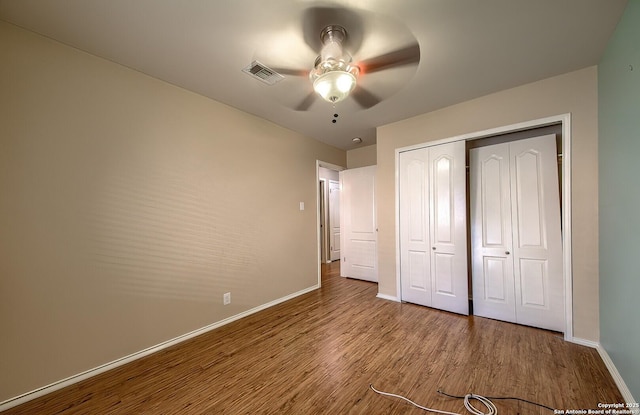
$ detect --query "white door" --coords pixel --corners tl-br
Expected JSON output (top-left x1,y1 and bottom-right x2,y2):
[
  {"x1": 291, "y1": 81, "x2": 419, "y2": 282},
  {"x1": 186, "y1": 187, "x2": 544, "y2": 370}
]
[
  {"x1": 328, "y1": 180, "x2": 341, "y2": 262},
  {"x1": 469, "y1": 143, "x2": 517, "y2": 323},
  {"x1": 510, "y1": 135, "x2": 563, "y2": 331},
  {"x1": 470, "y1": 134, "x2": 564, "y2": 332},
  {"x1": 340, "y1": 166, "x2": 377, "y2": 282},
  {"x1": 429, "y1": 142, "x2": 468, "y2": 314},
  {"x1": 399, "y1": 141, "x2": 468, "y2": 314},
  {"x1": 399, "y1": 147, "x2": 432, "y2": 306}
]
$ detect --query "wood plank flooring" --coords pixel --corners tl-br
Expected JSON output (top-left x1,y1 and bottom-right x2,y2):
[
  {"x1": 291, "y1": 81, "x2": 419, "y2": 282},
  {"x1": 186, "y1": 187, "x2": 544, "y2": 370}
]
[{"x1": 3, "y1": 262, "x2": 623, "y2": 414}]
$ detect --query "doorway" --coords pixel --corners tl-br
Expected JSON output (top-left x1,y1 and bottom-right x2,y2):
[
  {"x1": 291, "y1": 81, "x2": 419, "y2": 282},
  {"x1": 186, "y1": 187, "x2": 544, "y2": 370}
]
[
  {"x1": 318, "y1": 178, "x2": 341, "y2": 264},
  {"x1": 317, "y1": 161, "x2": 345, "y2": 287}
]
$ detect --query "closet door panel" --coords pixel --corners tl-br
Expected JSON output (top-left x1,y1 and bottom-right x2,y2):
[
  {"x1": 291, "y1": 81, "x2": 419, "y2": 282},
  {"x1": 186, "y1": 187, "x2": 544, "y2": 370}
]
[
  {"x1": 518, "y1": 258, "x2": 547, "y2": 307},
  {"x1": 429, "y1": 141, "x2": 468, "y2": 315},
  {"x1": 408, "y1": 250, "x2": 430, "y2": 292},
  {"x1": 509, "y1": 134, "x2": 563, "y2": 332},
  {"x1": 399, "y1": 149, "x2": 432, "y2": 306},
  {"x1": 433, "y1": 252, "x2": 454, "y2": 295},
  {"x1": 483, "y1": 257, "x2": 509, "y2": 302},
  {"x1": 470, "y1": 144, "x2": 516, "y2": 323},
  {"x1": 431, "y1": 155, "x2": 454, "y2": 245},
  {"x1": 513, "y1": 150, "x2": 544, "y2": 248}
]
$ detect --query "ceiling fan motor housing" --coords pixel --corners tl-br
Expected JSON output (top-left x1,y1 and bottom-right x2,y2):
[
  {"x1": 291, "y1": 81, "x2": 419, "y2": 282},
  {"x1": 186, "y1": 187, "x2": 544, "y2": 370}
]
[{"x1": 320, "y1": 25, "x2": 347, "y2": 61}]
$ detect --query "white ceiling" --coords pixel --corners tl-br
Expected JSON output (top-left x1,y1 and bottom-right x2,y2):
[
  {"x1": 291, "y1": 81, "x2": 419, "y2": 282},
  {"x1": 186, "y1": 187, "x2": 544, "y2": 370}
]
[{"x1": 0, "y1": 0, "x2": 628, "y2": 150}]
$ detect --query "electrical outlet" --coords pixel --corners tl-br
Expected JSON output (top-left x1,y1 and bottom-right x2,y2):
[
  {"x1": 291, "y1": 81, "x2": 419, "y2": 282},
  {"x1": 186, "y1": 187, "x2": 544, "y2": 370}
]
[{"x1": 223, "y1": 292, "x2": 231, "y2": 305}]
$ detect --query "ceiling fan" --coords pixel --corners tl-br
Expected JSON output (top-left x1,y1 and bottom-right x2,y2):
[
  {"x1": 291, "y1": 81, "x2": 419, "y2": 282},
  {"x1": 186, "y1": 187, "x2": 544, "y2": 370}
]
[{"x1": 266, "y1": 7, "x2": 421, "y2": 111}]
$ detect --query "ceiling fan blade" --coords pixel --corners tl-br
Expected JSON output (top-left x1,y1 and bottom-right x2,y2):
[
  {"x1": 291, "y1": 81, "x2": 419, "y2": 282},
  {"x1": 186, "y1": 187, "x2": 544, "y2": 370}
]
[
  {"x1": 269, "y1": 67, "x2": 309, "y2": 77},
  {"x1": 351, "y1": 86, "x2": 381, "y2": 109},
  {"x1": 294, "y1": 92, "x2": 318, "y2": 111},
  {"x1": 358, "y1": 43, "x2": 420, "y2": 74}
]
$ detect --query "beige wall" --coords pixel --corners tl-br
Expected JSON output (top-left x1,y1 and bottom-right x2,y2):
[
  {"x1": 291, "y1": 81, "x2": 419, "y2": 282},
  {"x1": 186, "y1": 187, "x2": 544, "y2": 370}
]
[
  {"x1": 0, "y1": 21, "x2": 345, "y2": 401},
  {"x1": 346, "y1": 144, "x2": 377, "y2": 168},
  {"x1": 377, "y1": 66, "x2": 599, "y2": 341}
]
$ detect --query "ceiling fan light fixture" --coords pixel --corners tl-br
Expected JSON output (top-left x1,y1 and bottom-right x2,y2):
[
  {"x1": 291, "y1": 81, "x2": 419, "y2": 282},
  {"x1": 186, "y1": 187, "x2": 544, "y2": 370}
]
[
  {"x1": 312, "y1": 68, "x2": 358, "y2": 103},
  {"x1": 310, "y1": 25, "x2": 359, "y2": 104}
]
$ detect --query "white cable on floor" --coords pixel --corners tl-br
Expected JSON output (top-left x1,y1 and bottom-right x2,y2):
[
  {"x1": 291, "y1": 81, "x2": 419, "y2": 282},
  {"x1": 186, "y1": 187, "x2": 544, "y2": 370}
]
[
  {"x1": 463, "y1": 394, "x2": 498, "y2": 415},
  {"x1": 369, "y1": 384, "x2": 498, "y2": 415}
]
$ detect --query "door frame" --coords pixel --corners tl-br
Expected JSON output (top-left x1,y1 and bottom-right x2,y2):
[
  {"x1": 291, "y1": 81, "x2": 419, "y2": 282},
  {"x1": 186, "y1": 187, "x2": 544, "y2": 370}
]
[
  {"x1": 316, "y1": 160, "x2": 346, "y2": 287},
  {"x1": 395, "y1": 113, "x2": 574, "y2": 341},
  {"x1": 319, "y1": 178, "x2": 327, "y2": 264},
  {"x1": 328, "y1": 179, "x2": 341, "y2": 263}
]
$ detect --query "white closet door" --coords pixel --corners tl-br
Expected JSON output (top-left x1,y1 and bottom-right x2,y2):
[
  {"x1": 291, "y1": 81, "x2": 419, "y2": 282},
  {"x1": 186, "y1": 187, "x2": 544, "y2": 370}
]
[
  {"x1": 399, "y1": 141, "x2": 468, "y2": 314},
  {"x1": 429, "y1": 142, "x2": 468, "y2": 314},
  {"x1": 399, "y1": 148, "x2": 432, "y2": 306},
  {"x1": 470, "y1": 143, "x2": 516, "y2": 323},
  {"x1": 509, "y1": 134, "x2": 563, "y2": 332},
  {"x1": 470, "y1": 134, "x2": 563, "y2": 332},
  {"x1": 340, "y1": 166, "x2": 377, "y2": 282},
  {"x1": 328, "y1": 180, "x2": 341, "y2": 262}
]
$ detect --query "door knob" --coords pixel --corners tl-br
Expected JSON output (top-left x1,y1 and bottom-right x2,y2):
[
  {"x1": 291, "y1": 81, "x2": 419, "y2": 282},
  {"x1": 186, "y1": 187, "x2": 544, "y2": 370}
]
[
  {"x1": 432, "y1": 247, "x2": 436, "y2": 250},
  {"x1": 505, "y1": 251, "x2": 510, "y2": 255}
]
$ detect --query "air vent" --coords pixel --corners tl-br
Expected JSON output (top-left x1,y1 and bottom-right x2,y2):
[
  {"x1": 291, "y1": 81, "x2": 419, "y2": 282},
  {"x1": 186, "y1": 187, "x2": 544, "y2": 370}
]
[{"x1": 242, "y1": 61, "x2": 285, "y2": 85}]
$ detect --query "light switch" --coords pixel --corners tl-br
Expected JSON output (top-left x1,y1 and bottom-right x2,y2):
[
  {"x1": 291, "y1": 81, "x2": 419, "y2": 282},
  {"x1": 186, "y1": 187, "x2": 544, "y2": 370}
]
[{"x1": 299, "y1": 202, "x2": 305, "y2": 211}]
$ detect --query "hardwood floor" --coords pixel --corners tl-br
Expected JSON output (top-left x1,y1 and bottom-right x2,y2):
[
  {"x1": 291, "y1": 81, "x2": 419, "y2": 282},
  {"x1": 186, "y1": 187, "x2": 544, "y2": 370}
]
[{"x1": 4, "y1": 262, "x2": 622, "y2": 414}]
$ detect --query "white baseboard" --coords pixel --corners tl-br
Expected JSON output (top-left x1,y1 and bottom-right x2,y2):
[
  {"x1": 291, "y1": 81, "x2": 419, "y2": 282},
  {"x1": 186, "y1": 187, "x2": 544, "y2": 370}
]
[
  {"x1": 0, "y1": 284, "x2": 320, "y2": 412},
  {"x1": 571, "y1": 337, "x2": 636, "y2": 404},
  {"x1": 570, "y1": 336, "x2": 599, "y2": 348},
  {"x1": 376, "y1": 292, "x2": 400, "y2": 302},
  {"x1": 596, "y1": 344, "x2": 637, "y2": 404}
]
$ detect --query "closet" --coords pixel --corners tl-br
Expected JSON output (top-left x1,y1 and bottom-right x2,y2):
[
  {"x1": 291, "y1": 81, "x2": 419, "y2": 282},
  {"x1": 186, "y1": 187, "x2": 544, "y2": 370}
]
[
  {"x1": 398, "y1": 141, "x2": 468, "y2": 314},
  {"x1": 398, "y1": 128, "x2": 564, "y2": 332},
  {"x1": 469, "y1": 134, "x2": 563, "y2": 332}
]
